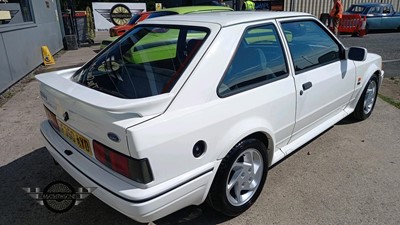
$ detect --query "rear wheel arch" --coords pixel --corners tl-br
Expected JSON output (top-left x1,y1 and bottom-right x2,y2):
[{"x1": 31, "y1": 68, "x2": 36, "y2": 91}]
[
  {"x1": 243, "y1": 132, "x2": 273, "y2": 167},
  {"x1": 207, "y1": 134, "x2": 270, "y2": 216},
  {"x1": 216, "y1": 130, "x2": 274, "y2": 167}
]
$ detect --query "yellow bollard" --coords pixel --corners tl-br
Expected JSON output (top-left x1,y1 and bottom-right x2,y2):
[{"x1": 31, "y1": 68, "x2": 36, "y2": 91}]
[{"x1": 41, "y1": 46, "x2": 55, "y2": 66}]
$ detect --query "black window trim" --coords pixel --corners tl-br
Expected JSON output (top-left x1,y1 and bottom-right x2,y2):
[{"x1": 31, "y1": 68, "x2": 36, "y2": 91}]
[
  {"x1": 75, "y1": 24, "x2": 211, "y2": 78},
  {"x1": 279, "y1": 18, "x2": 346, "y2": 76},
  {"x1": 217, "y1": 22, "x2": 290, "y2": 98},
  {"x1": 73, "y1": 24, "x2": 211, "y2": 99},
  {"x1": 0, "y1": 0, "x2": 36, "y2": 30}
]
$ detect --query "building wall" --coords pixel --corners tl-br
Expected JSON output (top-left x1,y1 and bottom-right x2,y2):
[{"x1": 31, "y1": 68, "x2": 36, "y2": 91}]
[
  {"x1": 0, "y1": 0, "x2": 63, "y2": 93},
  {"x1": 284, "y1": 0, "x2": 400, "y2": 17}
]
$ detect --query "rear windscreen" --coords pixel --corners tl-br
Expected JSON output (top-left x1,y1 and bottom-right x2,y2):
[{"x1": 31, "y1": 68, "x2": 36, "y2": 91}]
[{"x1": 73, "y1": 25, "x2": 209, "y2": 99}]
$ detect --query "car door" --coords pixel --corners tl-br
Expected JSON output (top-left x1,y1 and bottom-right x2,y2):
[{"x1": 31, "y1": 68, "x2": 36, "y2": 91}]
[
  {"x1": 381, "y1": 5, "x2": 397, "y2": 29},
  {"x1": 277, "y1": 19, "x2": 356, "y2": 146}
]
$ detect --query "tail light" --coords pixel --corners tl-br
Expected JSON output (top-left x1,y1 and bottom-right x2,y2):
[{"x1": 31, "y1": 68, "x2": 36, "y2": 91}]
[
  {"x1": 110, "y1": 29, "x2": 121, "y2": 37},
  {"x1": 117, "y1": 30, "x2": 126, "y2": 36},
  {"x1": 93, "y1": 140, "x2": 153, "y2": 184}
]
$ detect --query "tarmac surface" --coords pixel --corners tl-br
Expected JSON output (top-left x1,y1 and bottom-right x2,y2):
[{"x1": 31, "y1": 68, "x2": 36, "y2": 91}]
[{"x1": 0, "y1": 32, "x2": 399, "y2": 225}]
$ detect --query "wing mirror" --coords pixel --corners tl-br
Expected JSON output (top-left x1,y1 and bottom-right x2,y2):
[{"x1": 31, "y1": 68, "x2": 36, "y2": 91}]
[{"x1": 347, "y1": 47, "x2": 367, "y2": 61}]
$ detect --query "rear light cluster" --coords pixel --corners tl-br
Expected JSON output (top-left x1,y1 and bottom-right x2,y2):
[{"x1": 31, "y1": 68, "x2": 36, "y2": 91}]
[
  {"x1": 44, "y1": 106, "x2": 153, "y2": 184},
  {"x1": 109, "y1": 29, "x2": 119, "y2": 37},
  {"x1": 109, "y1": 28, "x2": 125, "y2": 37},
  {"x1": 93, "y1": 140, "x2": 153, "y2": 184}
]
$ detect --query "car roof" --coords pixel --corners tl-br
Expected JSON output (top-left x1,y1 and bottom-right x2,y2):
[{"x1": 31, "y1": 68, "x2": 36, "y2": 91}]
[
  {"x1": 143, "y1": 11, "x2": 311, "y2": 27},
  {"x1": 158, "y1": 5, "x2": 233, "y2": 14}
]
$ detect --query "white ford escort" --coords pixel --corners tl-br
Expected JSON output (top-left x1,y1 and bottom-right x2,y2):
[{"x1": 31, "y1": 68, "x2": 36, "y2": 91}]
[{"x1": 37, "y1": 11, "x2": 383, "y2": 222}]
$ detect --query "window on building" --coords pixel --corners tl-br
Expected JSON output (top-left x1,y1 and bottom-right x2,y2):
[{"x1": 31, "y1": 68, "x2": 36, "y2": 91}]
[{"x1": 0, "y1": 0, "x2": 33, "y2": 25}]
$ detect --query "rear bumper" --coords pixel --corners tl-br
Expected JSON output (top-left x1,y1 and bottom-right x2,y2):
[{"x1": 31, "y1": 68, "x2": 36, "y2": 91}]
[{"x1": 40, "y1": 121, "x2": 216, "y2": 223}]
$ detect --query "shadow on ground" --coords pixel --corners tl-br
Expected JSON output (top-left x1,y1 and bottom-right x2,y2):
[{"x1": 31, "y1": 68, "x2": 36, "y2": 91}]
[{"x1": 0, "y1": 147, "x2": 230, "y2": 225}]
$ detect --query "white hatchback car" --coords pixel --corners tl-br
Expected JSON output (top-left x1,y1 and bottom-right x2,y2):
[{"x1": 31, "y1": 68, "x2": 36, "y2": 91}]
[{"x1": 37, "y1": 11, "x2": 383, "y2": 222}]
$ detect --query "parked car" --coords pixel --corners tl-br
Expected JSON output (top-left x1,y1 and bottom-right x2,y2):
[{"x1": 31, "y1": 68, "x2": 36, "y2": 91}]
[
  {"x1": 37, "y1": 11, "x2": 383, "y2": 223},
  {"x1": 346, "y1": 3, "x2": 400, "y2": 32},
  {"x1": 109, "y1": 12, "x2": 146, "y2": 37},
  {"x1": 103, "y1": 6, "x2": 233, "y2": 50},
  {"x1": 109, "y1": 6, "x2": 233, "y2": 37}
]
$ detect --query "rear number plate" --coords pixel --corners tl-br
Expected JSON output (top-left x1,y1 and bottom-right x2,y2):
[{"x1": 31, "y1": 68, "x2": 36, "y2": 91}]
[{"x1": 58, "y1": 121, "x2": 92, "y2": 156}]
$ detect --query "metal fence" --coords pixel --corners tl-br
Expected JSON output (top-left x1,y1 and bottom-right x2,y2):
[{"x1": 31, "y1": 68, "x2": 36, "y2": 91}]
[{"x1": 284, "y1": 0, "x2": 400, "y2": 17}]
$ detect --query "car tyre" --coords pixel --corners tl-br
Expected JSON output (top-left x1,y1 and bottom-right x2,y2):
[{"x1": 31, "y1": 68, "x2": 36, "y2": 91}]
[
  {"x1": 365, "y1": 24, "x2": 370, "y2": 35},
  {"x1": 207, "y1": 138, "x2": 268, "y2": 216},
  {"x1": 353, "y1": 75, "x2": 378, "y2": 121}
]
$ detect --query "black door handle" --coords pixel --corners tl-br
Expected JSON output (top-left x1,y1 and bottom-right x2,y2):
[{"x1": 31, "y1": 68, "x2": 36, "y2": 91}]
[{"x1": 302, "y1": 82, "x2": 313, "y2": 91}]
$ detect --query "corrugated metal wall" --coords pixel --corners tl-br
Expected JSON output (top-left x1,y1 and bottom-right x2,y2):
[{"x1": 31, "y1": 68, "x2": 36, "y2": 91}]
[{"x1": 284, "y1": 0, "x2": 400, "y2": 17}]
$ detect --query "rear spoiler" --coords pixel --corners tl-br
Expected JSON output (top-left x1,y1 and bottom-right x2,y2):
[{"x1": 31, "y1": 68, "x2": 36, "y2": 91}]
[{"x1": 35, "y1": 68, "x2": 174, "y2": 117}]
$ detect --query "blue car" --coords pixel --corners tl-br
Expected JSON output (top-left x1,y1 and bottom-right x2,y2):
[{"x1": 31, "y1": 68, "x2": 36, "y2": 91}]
[{"x1": 346, "y1": 3, "x2": 400, "y2": 32}]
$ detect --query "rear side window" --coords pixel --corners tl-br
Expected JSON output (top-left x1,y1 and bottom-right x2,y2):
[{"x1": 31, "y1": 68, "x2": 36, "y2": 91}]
[
  {"x1": 73, "y1": 26, "x2": 208, "y2": 99},
  {"x1": 281, "y1": 20, "x2": 340, "y2": 74},
  {"x1": 218, "y1": 24, "x2": 288, "y2": 97}
]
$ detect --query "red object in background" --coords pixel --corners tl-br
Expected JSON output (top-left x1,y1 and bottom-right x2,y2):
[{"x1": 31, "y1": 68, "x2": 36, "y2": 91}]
[
  {"x1": 330, "y1": 14, "x2": 367, "y2": 37},
  {"x1": 109, "y1": 11, "x2": 152, "y2": 37}
]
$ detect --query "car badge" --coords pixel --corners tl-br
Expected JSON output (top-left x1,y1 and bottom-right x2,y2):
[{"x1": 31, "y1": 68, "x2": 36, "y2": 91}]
[{"x1": 63, "y1": 112, "x2": 69, "y2": 122}]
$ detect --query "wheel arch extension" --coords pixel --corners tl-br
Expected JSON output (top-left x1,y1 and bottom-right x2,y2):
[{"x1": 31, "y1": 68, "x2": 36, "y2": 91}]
[
  {"x1": 217, "y1": 131, "x2": 274, "y2": 168},
  {"x1": 358, "y1": 62, "x2": 382, "y2": 95},
  {"x1": 243, "y1": 132, "x2": 274, "y2": 167},
  {"x1": 373, "y1": 69, "x2": 383, "y2": 86}
]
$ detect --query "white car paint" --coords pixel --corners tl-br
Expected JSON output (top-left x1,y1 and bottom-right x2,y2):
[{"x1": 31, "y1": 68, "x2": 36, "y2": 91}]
[{"x1": 37, "y1": 11, "x2": 383, "y2": 222}]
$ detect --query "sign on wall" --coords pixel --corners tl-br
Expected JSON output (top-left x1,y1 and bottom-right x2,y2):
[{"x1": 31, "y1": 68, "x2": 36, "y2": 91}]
[
  {"x1": 92, "y1": 2, "x2": 146, "y2": 32},
  {"x1": 155, "y1": 3, "x2": 162, "y2": 11}
]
